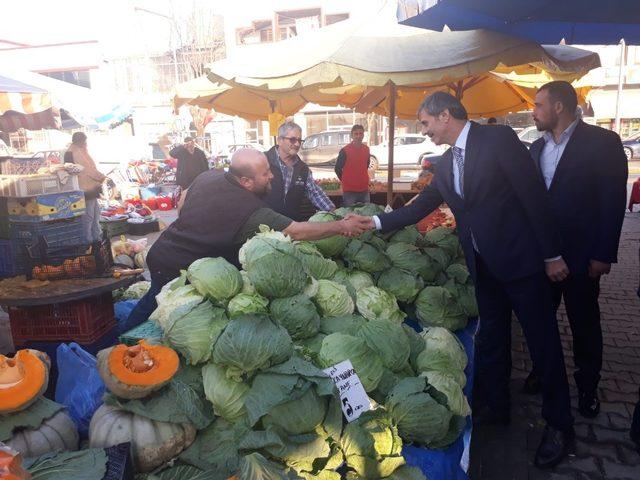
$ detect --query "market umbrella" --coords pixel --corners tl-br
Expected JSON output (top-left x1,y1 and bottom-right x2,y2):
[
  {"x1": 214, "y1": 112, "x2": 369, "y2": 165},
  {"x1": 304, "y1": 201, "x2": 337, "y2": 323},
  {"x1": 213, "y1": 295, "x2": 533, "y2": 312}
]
[
  {"x1": 400, "y1": 0, "x2": 640, "y2": 44},
  {"x1": 0, "y1": 75, "x2": 59, "y2": 132},
  {"x1": 0, "y1": 69, "x2": 131, "y2": 131},
  {"x1": 204, "y1": 18, "x2": 599, "y2": 204}
]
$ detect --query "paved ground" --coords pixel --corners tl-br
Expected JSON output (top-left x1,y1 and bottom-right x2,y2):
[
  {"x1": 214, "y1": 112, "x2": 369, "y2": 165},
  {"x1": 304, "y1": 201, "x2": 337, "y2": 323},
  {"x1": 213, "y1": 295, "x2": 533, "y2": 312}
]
[{"x1": 470, "y1": 212, "x2": 640, "y2": 479}]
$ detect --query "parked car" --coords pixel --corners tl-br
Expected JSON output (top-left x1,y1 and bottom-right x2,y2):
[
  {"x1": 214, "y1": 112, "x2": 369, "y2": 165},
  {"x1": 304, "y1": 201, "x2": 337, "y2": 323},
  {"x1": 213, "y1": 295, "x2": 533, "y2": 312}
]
[
  {"x1": 369, "y1": 134, "x2": 444, "y2": 170},
  {"x1": 299, "y1": 130, "x2": 352, "y2": 166},
  {"x1": 623, "y1": 132, "x2": 640, "y2": 160},
  {"x1": 518, "y1": 126, "x2": 544, "y2": 145}
]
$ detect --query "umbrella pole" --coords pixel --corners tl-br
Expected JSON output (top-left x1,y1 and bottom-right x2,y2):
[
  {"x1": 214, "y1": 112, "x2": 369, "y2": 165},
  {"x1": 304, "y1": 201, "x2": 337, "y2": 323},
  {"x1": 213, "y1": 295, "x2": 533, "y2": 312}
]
[
  {"x1": 614, "y1": 39, "x2": 626, "y2": 134},
  {"x1": 387, "y1": 82, "x2": 396, "y2": 207}
]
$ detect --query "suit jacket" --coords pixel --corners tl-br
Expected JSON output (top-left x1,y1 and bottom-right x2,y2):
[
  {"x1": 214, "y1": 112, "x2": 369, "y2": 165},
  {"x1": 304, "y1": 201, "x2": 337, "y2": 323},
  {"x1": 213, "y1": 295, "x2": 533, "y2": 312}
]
[
  {"x1": 377, "y1": 122, "x2": 560, "y2": 283},
  {"x1": 529, "y1": 120, "x2": 628, "y2": 274}
]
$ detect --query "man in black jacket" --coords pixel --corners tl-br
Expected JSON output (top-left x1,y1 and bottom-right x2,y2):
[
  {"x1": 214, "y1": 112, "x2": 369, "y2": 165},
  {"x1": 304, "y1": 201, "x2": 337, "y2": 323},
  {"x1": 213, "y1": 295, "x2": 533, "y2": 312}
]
[
  {"x1": 263, "y1": 122, "x2": 335, "y2": 220},
  {"x1": 170, "y1": 136, "x2": 209, "y2": 189},
  {"x1": 349, "y1": 91, "x2": 574, "y2": 469},
  {"x1": 523, "y1": 81, "x2": 628, "y2": 418}
]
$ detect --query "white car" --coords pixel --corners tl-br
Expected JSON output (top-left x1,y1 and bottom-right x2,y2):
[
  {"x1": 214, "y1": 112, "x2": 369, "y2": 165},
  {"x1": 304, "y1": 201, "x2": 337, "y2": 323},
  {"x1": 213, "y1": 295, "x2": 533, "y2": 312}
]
[{"x1": 369, "y1": 134, "x2": 445, "y2": 170}]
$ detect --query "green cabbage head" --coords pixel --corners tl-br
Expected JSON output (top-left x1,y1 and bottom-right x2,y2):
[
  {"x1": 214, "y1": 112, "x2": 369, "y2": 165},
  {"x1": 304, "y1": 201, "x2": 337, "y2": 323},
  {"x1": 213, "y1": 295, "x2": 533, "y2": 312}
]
[
  {"x1": 187, "y1": 257, "x2": 243, "y2": 304},
  {"x1": 414, "y1": 286, "x2": 467, "y2": 331},
  {"x1": 356, "y1": 286, "x2": 405, "y2": 324},
  {"x1": 313, "y1": 279, "x2": 355, "y2": 317},
  {"x1": 294, "y1": 241, "x2": 339, "y2": 279},
  {"x1": 202, "y1": 362, "x2": 250, "y2": 423},
  {"x1": 247, "y1": 251, "x2": 309, "y2": 299},
  {"x1": 356, "y1": 320, "x2": 410, "y2": 372},
  {"x1": 423, "y1": 371, "x2": 471, "y2": 417},
  {"x1": 227, "y1": 293, "x2": 269, "y2": 317},
  {"x1": 309, "y1": 212, "x2": 349, "y2": 257},
  {"x1": 377, "y1": 267, "x2": 424, "y2": 303},
  {"x1": 270, "y1": 294, "x2": 321, "y2": 340}
]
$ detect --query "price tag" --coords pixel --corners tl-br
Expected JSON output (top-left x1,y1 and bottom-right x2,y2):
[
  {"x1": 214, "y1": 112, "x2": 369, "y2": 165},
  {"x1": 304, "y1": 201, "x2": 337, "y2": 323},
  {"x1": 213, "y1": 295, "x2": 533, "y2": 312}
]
[{"x1": 323, "y1": 360, "x2": 372, "y2": 422}]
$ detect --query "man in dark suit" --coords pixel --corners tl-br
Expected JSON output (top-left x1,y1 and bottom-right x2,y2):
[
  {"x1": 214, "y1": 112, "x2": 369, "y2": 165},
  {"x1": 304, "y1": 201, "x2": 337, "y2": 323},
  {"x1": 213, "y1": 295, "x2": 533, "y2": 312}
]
[
  {"x1": 523, "y1": 81, "x2": 628, "y2": 418},
  {"x1": 350, "y1": 91, "x2": 574, "y2": 468}
]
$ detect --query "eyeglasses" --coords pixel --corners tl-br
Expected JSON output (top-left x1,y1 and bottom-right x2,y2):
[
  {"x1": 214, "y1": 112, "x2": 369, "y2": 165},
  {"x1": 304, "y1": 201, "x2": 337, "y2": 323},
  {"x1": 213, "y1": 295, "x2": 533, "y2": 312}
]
[{"x1": 282, "y1": 136, "x2": 303, "y2": 144}]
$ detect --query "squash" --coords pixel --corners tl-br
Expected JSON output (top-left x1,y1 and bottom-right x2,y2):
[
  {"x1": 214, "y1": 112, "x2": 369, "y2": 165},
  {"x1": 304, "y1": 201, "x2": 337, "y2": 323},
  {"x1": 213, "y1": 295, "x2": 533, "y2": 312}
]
[
  {"x1": 0, "y1": 350, "x2": 50, "y2": 414},
  {"x1": 0, "y1": 443, "x2": 31, "y2": 480},
  {"x1": 6, "y1": 410, "x2": 79, "y2": 458},
  {"x1": 89, "y1": 404, "x2": 196, "y2": 472},
  {"x1": 97, "y1": 340, "x2": 179, "y2": 399}
]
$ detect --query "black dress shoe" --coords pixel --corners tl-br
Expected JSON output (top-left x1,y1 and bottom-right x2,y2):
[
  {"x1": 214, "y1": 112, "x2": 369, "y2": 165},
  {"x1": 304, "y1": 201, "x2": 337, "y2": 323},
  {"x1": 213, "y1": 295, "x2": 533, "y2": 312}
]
[
  {"x1": 522, "y1": 372, "x2": 542, "y2": 395},
  {"x1": 473, "y1": 408, "x2": 511, "y2": 426},
  {"x1": 578, "y1": 391, "x2": 600, "y2": 418},
  {"x1": 534, "y1": 425, "x2": 575, "y2": 469}
]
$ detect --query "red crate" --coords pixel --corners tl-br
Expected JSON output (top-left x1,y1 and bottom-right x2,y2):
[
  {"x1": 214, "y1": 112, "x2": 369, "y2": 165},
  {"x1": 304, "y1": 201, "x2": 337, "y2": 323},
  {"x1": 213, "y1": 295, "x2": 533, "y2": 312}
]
[{"x1": 9, "y1": 293, "x2": 116, "y2": 345}]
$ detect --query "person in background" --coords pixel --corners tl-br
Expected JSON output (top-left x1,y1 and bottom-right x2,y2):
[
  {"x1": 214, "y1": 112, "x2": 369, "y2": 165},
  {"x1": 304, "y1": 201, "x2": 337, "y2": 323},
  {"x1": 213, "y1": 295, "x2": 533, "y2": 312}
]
[
  {"x1": 523, "y1": 81, "x2": 628, "y2": 419},
  {"x1": 264, "y1": 122, "x2": 335, "y2": 220},
  {"x1": 347, "y1": 91, "x2": 574, "y2": 469},
  {"x1": 335, "y1": 124, "x2": 371, "y2": 206},
  {"x1": 487, "y1": 117, "x2": 498, "y2": 125},
  {"x1": 125, "y1": 148, "x2": 367, "y2": 330},
  {"x1": 170, "y1": 136, "x2": 209, "y2": 190},
  {"x1": 64, "y1": 132, "x2": 106, "y2": 243}
]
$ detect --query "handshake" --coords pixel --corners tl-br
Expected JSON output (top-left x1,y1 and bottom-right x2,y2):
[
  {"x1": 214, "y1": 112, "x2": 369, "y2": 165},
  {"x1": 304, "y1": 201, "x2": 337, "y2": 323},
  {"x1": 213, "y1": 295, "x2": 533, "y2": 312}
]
[{"x1": 339, "y1": 213, "x2": 375, "y2": 237}]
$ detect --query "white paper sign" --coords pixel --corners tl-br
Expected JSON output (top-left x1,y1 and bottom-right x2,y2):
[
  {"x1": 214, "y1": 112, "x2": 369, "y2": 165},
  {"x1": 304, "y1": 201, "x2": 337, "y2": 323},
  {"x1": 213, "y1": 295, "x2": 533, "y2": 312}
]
[
  {"x1": 323, "y1": 360, "x2": 372, "y2": 422},
  {"x1": 384, "y1": 204, "x2": 394, "y2": 213}
]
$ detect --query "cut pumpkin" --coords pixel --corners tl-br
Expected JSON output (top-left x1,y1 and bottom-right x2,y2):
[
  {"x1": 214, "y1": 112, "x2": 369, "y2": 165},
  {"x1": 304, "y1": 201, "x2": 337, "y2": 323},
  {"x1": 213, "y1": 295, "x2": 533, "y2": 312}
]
[
  {"x1": 0, "y1": 444, "x2": 32, "y2": 480},
  {"x1": 97, "y1": 340, "x2": 179, "y2": 399},
  {"x1": 0, "y1": 350, "x2": 49, "y2": 415}
]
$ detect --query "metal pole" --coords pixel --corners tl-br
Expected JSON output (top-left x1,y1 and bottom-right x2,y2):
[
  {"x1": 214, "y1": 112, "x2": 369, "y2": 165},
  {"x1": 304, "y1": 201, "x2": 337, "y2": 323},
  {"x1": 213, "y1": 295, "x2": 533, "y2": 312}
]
[
  {"x1": 387, "y1": 82, "x2": 396, "y2": 207},
  {"x1": 614, "y1": 39, "x2": 626, "y2": 134}
]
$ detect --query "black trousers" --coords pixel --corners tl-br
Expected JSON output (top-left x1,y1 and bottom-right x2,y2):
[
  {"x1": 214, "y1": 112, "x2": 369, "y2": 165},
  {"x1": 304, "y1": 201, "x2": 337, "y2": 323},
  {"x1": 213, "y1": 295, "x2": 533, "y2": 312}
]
[
  {"x1": 474, "y1": 255, "x2": 574, "y2": 431},
  {"x1": 551, "y1": 275, "x2": 602, "y2": 394}
]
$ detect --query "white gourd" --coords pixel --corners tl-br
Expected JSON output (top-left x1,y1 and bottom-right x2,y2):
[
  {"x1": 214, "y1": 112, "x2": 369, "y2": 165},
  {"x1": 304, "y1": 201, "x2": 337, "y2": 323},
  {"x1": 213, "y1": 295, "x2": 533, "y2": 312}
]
[{"x1": 7, "y1": 410, "x2": 79, "y2": 457}]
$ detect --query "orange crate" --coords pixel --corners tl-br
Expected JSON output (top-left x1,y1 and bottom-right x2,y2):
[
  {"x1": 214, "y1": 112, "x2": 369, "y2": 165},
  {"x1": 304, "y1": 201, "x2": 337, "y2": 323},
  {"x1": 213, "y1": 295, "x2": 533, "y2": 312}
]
[{"x1": 9, "y1": 293, "x2": 116, "y2": 345}]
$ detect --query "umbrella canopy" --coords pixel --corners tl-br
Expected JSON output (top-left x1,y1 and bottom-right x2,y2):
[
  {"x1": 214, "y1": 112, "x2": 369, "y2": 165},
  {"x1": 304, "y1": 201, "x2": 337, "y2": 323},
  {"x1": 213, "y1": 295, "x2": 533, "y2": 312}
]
[
  {"x1": 0, "y1": 75, "x2": 58, "y2": 132},
  {"x1": 206, "y1": 18, "x2": 599, "y2": 90},
  {"x1": 401, "y1": 0, "x2": 640, "y2": 44},
  {"x1": 0, "y1": 69, "x2": 131, "y2": 130}
]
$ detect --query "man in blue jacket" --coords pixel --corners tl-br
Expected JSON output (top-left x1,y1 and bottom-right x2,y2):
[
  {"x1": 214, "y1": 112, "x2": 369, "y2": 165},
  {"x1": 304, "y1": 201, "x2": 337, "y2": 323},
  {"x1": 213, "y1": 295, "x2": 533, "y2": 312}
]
[
  {"x1": 523, "y1": 81, "x2": 628, "y2": 418},
  {"x1": 351, "y1": 91, "x2": 574, "y2": 469}
]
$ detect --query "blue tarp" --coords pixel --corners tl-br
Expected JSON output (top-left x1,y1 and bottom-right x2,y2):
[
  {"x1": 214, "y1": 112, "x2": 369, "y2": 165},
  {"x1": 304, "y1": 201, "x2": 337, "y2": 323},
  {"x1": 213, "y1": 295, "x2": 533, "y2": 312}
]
[{"x1": 403, "y1": 318, "x2": 478, "y2": 480}]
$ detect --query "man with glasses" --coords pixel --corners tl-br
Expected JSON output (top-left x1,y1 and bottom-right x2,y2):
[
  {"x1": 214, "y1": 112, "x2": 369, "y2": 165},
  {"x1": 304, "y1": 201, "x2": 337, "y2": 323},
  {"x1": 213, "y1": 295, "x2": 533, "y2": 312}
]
[{"x1": 264, "y1": 122, "x2": 335, "y2": 220}]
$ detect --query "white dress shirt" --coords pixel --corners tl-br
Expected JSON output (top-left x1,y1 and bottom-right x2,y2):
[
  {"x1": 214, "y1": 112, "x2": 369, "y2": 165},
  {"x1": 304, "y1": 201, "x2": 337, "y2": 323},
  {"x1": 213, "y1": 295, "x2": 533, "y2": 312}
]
[
  {"x1": 540, "y1": 118, "x2": 579, "y2": 189},
  {"x1": 452, "y1": 121, "x2": 472, "y2": 197}
]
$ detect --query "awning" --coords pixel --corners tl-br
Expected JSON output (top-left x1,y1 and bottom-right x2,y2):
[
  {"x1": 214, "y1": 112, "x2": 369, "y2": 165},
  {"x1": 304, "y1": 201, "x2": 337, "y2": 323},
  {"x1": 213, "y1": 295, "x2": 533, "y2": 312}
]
[
  {"x1": 588, "y1": 88, "x2": 640, "y2": 120},
  {"x1": 0, "y1": 74, "x2": 59, "y2": 132}
]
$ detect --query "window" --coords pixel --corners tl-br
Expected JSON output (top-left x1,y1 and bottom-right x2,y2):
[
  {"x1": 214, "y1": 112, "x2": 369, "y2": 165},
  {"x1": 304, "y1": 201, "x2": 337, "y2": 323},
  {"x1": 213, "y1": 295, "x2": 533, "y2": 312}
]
[
  {"x1": 306, "y1": 114, "x2": 327, "y2": 135},
  {"x1": 321, "y1": 133, "x2": 338, "y2": 146},
  {"x1": 325, "y1": 13, "x2": 349, "y2": 26},
  {"x1": 42, "y1": 70, "x2": 91, "y2": 88},
  {"x1": 338, "y1": 132, "x2": 350, "y2": 145},
  {"x1": 302, "y1": 135, "x2": 319, "y2": 149}
]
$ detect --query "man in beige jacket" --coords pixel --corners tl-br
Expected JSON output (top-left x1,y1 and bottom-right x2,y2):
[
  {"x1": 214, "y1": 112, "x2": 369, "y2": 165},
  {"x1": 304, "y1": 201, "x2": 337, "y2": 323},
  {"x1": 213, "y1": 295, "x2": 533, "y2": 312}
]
[{"x1": 64, "y1": 132, "x2": 106, "y2": 243}]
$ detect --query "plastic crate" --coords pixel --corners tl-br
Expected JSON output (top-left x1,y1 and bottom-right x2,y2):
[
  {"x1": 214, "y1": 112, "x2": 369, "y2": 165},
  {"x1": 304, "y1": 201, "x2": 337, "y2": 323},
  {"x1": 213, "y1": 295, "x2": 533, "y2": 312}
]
[
  {"x1": 103, "y1": 443, "x2": 135, "y2": 480},
  {"x1": 0, "y1": 239, "x2": 21, "y2": 278},
  {"x1": 24, "y1": 237, "x2": 112, "y2": 281},
  {"x1": 0, "y1": 156, "x2": 48, "y2": 175},
  {"x1": 9, "y1": 292, "x2": 117, "y2": 345},
  {"x1": 10, "y1": 216, "x2": 85, "y2": 249},
  {"x1": 100, "y1": 218, "x2": 129, "y2": 238},
  {"x1": 7, "y1": 190, "x2": 85, "y2": 222},
  {"x1": 0, "y1": 174, "x2": 79, "y2": 197},
  {"x1": 118, "y1": 320, "x2": 163, "y2": 346},
  {"x1": 126, "y1": 220, "x2": 159, "y2": 236}
]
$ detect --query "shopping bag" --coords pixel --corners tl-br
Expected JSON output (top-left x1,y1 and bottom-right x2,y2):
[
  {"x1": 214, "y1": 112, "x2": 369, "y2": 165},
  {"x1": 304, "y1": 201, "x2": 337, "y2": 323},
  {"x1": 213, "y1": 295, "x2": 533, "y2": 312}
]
[{"x1": 55, "y1": 342, "x2": 105, "y2": 438}]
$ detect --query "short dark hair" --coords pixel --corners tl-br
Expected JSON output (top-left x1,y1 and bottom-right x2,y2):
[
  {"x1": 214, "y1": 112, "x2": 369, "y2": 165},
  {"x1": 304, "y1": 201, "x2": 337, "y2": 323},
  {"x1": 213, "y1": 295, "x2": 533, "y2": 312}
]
[
  {"x1": 351, "y1": 124, "x2": 364, "y2": 134},
  {"x1": 183, "y1": 136, "x2": 195, "y2": 143},
  {"x1": 71, "y1": 132, "x2": 87, "y2": 144},
  {"x1": 487, "y1": 117, "x2": 497, "y2": 124},
  {"x1": 539, "y1": 81, "x2": 578, "y2": 114},
  {"x1": 418, "y1": 91, "x2": 468, "y2": 120}
]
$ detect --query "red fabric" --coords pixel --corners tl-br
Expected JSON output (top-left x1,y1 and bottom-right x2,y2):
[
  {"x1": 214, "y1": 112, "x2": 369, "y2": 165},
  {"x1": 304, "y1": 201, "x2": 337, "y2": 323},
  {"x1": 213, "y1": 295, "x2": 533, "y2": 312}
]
[
  {"x1": 341, "y1": 143, "x2": 370, "y2": 192},
  {"x1": 629, "y1": 179, "x2": 640, "y2": 210}
]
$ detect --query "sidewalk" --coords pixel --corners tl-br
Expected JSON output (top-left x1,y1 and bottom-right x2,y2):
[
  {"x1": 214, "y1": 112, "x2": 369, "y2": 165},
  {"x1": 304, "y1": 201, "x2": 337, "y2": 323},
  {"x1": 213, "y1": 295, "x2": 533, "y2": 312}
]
[{"x1": 470, "y1": 212, "x2": 640, "y2": 479}]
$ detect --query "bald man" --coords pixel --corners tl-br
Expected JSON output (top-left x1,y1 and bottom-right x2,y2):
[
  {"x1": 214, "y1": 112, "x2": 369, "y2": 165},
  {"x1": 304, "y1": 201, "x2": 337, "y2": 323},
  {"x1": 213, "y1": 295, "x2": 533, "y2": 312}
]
[{"x1": 125, "y1": 148, "x2": 367, "y2": 328}]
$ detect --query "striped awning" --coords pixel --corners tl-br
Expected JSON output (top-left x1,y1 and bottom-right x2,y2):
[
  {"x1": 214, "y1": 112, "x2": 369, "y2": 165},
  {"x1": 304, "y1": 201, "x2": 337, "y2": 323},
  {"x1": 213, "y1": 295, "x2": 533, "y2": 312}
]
[{"x1": 0, "y1": 75, "x2": 53, "y2": 115}]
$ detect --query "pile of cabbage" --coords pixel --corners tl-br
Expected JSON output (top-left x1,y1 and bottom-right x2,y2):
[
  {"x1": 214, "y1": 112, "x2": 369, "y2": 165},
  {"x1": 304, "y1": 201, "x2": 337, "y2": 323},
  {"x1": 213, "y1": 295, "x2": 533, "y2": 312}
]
[{"x1": 140, "y1": 204, "x2": 476, "y2": 479}]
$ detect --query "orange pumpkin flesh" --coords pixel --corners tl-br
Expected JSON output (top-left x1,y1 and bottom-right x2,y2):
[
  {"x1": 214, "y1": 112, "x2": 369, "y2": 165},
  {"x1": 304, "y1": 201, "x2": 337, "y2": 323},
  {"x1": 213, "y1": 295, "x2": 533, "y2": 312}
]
[
  {"x1": 0, "y1": 444, "x2": 32, "y2": 480},
  {"x1": 0, "y1": 350, "x2": 48, "y2": 415},
  {"x1": 98, "y1": 340, "x2": 179, "y2": 399}
]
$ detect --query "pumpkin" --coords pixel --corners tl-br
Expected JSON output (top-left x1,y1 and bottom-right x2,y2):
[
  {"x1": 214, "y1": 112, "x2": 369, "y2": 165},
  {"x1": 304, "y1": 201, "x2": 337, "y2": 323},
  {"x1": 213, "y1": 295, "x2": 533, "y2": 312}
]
[
  {"x1": 97, "y1": 340, "x2": 179, "y2": 400},
  {"x1": 0, "y1": 444, "x2": 31, "y2": 480},
  {"x1": 6, "y1": 410, "x2": 79, "y2": 458},
  {"x1": 0, "y1": 350, "x2": 50, "y2": 414},
  {"x1": 89, "y1": 404, "x2": 196, "y2": 472}
]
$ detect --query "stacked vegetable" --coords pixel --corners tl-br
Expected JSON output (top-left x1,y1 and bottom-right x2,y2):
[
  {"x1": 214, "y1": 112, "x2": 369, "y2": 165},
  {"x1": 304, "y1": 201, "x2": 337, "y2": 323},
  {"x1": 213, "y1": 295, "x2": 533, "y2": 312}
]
[{"x1": 89, "y1": 203, "x2": 477, "y2": 478}]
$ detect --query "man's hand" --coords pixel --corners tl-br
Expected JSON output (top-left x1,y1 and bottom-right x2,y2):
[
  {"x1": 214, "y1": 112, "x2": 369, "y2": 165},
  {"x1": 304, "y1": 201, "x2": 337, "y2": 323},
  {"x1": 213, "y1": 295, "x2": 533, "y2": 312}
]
[
  {"x1": 588, "y1": 259, "x2": 611, "y2": 278},
  {"x1": 340, "y1": 215, "x2": 374, "y2": 237},
  {"x1": 545, "y1": 258, "x2": 570, "y2": 282}
]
